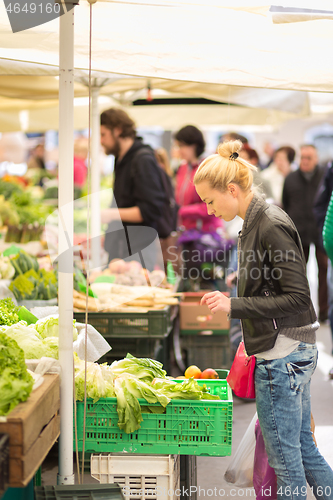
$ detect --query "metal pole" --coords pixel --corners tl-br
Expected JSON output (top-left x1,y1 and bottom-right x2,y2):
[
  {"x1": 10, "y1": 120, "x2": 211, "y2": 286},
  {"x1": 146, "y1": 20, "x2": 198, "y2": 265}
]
[
  {"x1": 57, "y1": 2, "x2": 75, "y2": 485},
  {"x1": 90, "y1": 86, "x2": 101, "y2": 269}
]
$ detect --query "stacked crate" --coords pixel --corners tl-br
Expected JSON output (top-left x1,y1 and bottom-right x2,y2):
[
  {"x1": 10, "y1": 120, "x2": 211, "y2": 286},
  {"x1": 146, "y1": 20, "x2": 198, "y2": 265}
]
[{"x1": 179, "y1": 292, "x2": 231, "y2": 370}]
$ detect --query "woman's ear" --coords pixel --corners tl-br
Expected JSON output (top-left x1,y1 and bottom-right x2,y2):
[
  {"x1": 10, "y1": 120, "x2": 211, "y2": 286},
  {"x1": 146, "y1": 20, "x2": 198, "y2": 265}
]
[{"x1": 228, "y1": 183, "x2": 238, "y2": 197}]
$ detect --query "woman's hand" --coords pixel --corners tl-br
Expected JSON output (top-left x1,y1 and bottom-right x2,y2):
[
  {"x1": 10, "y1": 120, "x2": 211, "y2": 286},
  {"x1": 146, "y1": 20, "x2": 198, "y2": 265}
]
[{"x1": 200, "y1": 291, "x2": 231, "y2": 314}]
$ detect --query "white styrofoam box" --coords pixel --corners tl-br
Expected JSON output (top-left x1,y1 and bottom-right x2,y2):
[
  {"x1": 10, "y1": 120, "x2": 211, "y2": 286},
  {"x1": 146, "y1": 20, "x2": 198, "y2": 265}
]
[{"x1": 91, "y1": 453, "x2": 180, "y2": 500}]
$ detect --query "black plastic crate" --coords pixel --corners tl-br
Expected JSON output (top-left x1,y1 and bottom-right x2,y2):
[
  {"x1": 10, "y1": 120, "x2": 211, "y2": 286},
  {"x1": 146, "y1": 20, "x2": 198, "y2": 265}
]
[
  {"x1": 180, "y1": 455, "x2": 197, "y2": 500},
  {"x1": 34, "y1": 483, "x2": 124, "y2": 499},
  {"x1": 181, "y1": 335, "x2": 231, "y2": 370},
  {"x1": 74, "y1": 306, "x2": 175, "y2": 340},
  {"x1": 0, "y1": 433, "x2": 9, "y2": 498}
]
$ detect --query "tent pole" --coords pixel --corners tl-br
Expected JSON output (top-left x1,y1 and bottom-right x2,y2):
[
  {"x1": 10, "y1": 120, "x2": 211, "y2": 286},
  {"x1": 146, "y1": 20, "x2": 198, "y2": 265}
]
[
  {"x1": 90, "y1": 86, "x2": 101, "y2": 269},
  {"x1": 57, "y1": 2, "x2": 75, "y2": 485}
]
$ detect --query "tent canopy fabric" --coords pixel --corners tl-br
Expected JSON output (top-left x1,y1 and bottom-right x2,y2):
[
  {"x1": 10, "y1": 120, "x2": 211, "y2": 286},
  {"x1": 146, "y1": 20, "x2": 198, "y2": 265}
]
[
  {"x1": 1, "y1": 1, "x2": 333, "y2": 92},
  {"x1": 1, "y1": 1, "x2": 333, "y2": 132}
]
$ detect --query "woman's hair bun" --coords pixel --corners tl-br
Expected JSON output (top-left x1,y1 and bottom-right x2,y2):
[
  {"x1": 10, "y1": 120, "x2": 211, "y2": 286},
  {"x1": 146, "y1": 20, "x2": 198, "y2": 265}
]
[{"x1": 217, "y1": 139, "x2": 243, "y2": 159}]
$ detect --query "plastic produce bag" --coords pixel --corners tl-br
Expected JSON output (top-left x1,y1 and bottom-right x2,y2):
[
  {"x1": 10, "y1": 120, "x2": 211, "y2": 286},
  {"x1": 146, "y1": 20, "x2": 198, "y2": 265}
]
[
  {"x1": 74, "y1": 323, "x2": 111, "y2": 362},
  {"x1": 30, "y1": 306, "x2": 112, "y2": 362},
  {"x1": 224, "y1": 412, "x2": 257, "y2": 487},
  {"x1": 254, "y1": 419, "x2": 277, "y2": 500}
]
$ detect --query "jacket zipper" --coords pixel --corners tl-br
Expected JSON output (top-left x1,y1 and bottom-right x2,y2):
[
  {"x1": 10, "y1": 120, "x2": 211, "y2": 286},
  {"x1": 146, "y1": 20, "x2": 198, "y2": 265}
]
[{"x1": 264, "y1": 290, "x2": 278, "y2": 329}]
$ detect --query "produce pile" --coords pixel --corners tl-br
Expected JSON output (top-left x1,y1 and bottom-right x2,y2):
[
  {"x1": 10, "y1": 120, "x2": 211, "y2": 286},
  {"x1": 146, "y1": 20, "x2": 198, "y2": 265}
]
[
  {"x1": 89, "y1": 258, "x2": 167, "y2": 288},
  {"x1": 2, "y1": 250, "x2": 58, "y2": 302},
  {"x1": 0, "y1": 179, "x2": 53, "y2": 244},
  {"x1": 74, "y1": 353, "x2": 220, "y2": 434},
  {"x1": 0, "y1": 331, "x2": 34, "y2": 416},
  {"x1": 74, "y1": 283, "x2": 180, "y2": 313},
  {"x1": 0, "y1": 297, "x2": 77, "y2": 359}
]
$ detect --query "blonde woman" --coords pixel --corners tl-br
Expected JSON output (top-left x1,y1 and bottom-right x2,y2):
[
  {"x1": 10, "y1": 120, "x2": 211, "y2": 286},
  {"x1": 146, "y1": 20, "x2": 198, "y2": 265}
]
[{"x1": 193, "y1": 140, "x2": 333, "y2": 500}]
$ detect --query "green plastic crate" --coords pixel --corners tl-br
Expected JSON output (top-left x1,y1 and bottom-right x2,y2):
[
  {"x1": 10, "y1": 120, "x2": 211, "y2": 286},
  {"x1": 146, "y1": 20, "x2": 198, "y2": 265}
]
[
  {"x1": 74, "y1": 306, "x2": 175, "y2": 339},
  {"x1": 34, "y1": 484, "x2": 124, "y2": 500},
  {"x1": 74, "y1": 380, "x2": 232, "y2": 457}
]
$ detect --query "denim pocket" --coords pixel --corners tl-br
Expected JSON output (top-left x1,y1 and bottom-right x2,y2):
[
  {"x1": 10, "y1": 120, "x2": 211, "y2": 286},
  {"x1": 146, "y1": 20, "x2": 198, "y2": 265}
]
[{"x1": 286, "y1": 357, "x2": 316, "y2": 393}]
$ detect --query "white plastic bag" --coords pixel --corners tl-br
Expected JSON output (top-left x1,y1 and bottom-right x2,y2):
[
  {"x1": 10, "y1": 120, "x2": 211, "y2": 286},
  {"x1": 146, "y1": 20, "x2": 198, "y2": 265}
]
[
  {"x1": 224, "y1": 411, "x2": 257, "y2": 487},
  {"x1": 74, "y1": 322, "x2": 111, "y2": 362}
]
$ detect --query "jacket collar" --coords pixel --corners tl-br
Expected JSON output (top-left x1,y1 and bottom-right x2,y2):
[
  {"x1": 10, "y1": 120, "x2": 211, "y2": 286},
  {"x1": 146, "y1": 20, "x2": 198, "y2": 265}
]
[{"x1": 241, "y1": 192, "x2": 268, "y2": 236}]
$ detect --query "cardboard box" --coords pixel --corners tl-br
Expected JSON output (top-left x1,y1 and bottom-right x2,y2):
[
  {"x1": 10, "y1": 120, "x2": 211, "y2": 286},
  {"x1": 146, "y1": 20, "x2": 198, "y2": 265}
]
[{"x1": 179, "y1": 291, "x2": 230, "y2": 335}]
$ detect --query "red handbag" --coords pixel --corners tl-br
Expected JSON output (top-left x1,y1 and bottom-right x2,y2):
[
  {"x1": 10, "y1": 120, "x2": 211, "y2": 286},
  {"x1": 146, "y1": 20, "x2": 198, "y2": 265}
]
[{"x1": 227, "y1": 341, "x2": 256, "y2": 399}]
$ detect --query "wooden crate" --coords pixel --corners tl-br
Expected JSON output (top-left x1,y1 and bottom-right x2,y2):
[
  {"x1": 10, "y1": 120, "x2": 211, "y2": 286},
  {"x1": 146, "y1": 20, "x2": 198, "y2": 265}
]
[{"x1": 0, "y1": 373, "x2": 60, "y2": 488}]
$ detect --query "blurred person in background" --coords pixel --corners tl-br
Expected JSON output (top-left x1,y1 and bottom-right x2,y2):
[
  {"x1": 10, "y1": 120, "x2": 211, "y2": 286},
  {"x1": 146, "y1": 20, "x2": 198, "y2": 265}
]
[
  {"x1": 26, "y1": 142, "x2": 46, "y2": 186},
  {"x1": 261, "y1": 146, "x2": 296, "y2": 206},
  {"x1": 221, "y1": 131, "x2": 249, "y2": 146},
  {"x1": 100, "y1": 108, "x2": 166, "y2": 270},
  {"x1": 174, "y1": 125, "x2": 225, "y2": 288},
  {"x1": 27, "y1": 142, "x2": 46, "y2": 171},
  {"x1": 261, "y1": 140, "x2": 277, "y2": 169},
  {"x1": 313, "y1": 160, "x2": 333, "y2": 377},
  {"x1": 174, "y1": 125, "x2": 220, "y2": 232},
  {"x1": 239, "y1": 146, "x2": 274, "y2": 201},
  {"x1": 154, "y1": 147, "x2": 174, "y2": 179},
  {"x1": 154, "y1": 147, "x2": 179, "y2": 273},
  {"x1": 283, "y1": 144, "x2": 328, "y2": 322},
  {"x1": 73, "y1": 137, "x2": 88, "y2": 192}
]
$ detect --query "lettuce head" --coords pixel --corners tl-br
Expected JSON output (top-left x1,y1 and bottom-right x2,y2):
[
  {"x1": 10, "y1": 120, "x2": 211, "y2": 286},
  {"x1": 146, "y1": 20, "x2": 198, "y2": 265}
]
[
  {"x1": 0, "y1": 332, "x2": 34, "y2": 415},
  {"x1": 35, "y1": 315, "x2": 78, "y2": 341}
]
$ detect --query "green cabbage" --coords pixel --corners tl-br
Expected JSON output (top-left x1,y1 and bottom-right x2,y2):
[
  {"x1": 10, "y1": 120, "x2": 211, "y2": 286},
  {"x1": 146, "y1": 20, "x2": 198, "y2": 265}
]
[
  {"x1": 110, "y1": 353, "x2": 167, "y2": 382},
  {"x1": 4, "y1": 321, "x2": 59, "y2": 359},
  {"x1": 0, "y1": 332, "x2": 34, "y2": 416},
  {"x1": 74, "y1": 353, "x2": 115, "y2": 402},
  {"x1": 35, "y1": 315, "x2": 78, "y2": 341},
  {"x1": 114, "y1": 373, "x2": 170, "y2": 434},
  {"x1": 151, "y1": 377, "x2": 220, "y2": 400}
]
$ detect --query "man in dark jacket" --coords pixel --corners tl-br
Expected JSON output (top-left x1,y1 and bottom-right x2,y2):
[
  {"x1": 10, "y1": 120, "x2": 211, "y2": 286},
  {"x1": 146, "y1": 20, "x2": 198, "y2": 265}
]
[
  {"x1": 282, "y1": 144, "x2": 328, "y2": 321},
  {"x1": 100, "y1": 108, "x2": 165, "y2": 270},
  {"x1": 313, "y1": 161, "x2": 333, "y2": 377}
]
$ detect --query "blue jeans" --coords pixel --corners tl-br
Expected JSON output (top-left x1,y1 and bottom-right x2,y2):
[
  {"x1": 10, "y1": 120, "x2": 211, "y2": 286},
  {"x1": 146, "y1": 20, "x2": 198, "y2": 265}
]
[{"x1": 255, "y1": 343, "x2": 333, "y2": 499}]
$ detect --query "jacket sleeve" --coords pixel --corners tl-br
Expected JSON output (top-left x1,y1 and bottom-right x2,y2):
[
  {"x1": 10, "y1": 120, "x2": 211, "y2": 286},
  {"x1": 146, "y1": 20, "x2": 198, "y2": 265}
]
[
  {"x1": 132, "y1": 154, "x2": 166, "y2": 226},
  {"x1": 281, "y1": 176, "x2": 290, "y2": 213},
  {"x1": 230, "y1": 223, "x2": 312, "y2": 319}
]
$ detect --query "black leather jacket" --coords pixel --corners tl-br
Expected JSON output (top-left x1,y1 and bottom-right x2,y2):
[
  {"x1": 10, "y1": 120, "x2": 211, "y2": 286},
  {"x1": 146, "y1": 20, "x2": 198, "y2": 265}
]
[{"x1": 230, "y1": 194, "x2": 317, "y2": 356}]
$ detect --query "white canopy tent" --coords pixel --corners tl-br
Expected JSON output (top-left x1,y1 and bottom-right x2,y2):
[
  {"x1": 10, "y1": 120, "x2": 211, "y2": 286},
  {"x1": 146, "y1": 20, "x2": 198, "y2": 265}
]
[
  {"x1": 1, "y1": 0, "x2": 333, "y2": 485},
  {"x1": 1, "y1": 0, "x2": 333, "y2": 92}
]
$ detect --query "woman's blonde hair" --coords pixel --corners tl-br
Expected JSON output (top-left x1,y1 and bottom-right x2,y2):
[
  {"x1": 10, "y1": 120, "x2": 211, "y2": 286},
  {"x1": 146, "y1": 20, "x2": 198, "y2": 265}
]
[{"x1": 193, "y1": 140, "x2": 257, "y2": 192}]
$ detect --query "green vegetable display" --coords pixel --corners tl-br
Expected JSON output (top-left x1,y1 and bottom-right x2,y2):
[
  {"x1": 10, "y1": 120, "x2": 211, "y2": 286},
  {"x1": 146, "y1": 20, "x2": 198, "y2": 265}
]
[
  {"x1": 10, "y1": 250, "x2": 39, "y2": 277},
  {"x1": 0, "y1": 332, "x2": 34, "y2": 416},
  {"x1": 0, "y1": 298, "x2": 20, "y2": 326},
  {"x1": 74, "y1": 353, "x2": 220, "y2": 434},
  {"x1": 9, "y1": 268, "x2": 58, "y2": 301},
  {"x1": 2, "y1": 321, "x2": 59, "y2": 359},
  {"x1": 0, "y1": 255, "x2": 15, "y2": 280}
]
